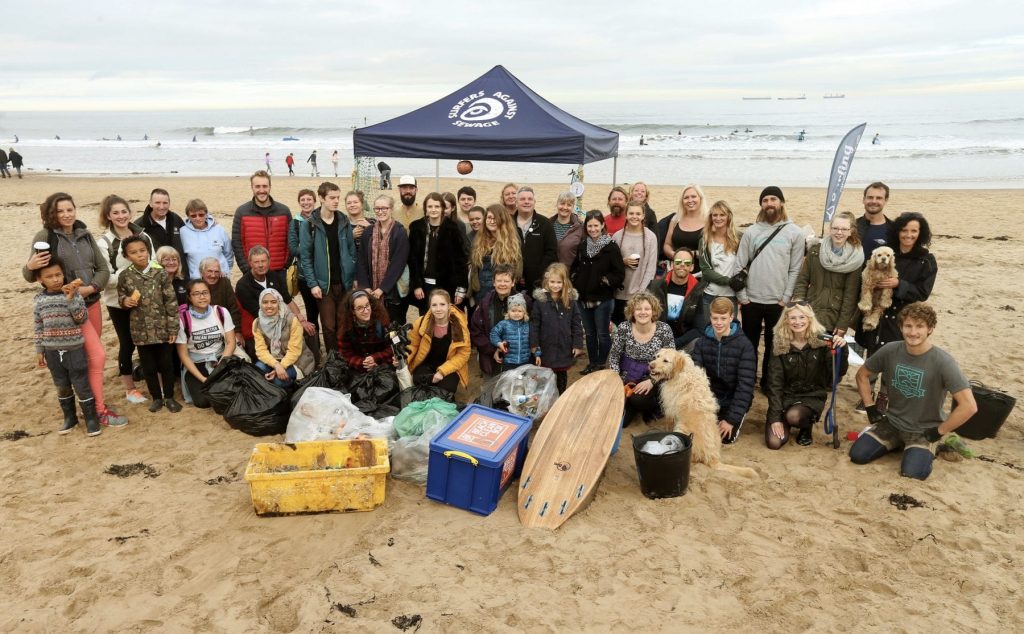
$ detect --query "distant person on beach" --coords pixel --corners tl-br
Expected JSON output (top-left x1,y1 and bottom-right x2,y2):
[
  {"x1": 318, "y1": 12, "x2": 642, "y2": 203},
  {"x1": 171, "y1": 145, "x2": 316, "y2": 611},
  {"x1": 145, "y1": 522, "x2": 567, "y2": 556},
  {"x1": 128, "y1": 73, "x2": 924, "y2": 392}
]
[
  {"x1": 232, "y1": 170, "x2": 292, "y2": 276},
  {"x1": 377, "y1": 161, "x2": 392, "y2": 189},
  {"x1": 331, "y1": 150, "x2": 339, "y2": 177},
  {"x1": 396, "y1": 175, "x2": 421, "y2": 228},
  {"x1": 306, "y1": 150, "x2": 319, "y2": 177},
  {"x1": 872, "y1": 133, "x2": 880, "y2": 145},
  {"x1": 0, "y1": 148, "x2": 10, "y2": 178},
  {"x1": 249, "y1": 126, "x2": 254, "y2": 136},
  {"x1": 13, "y1": 134, "x2": 18, "y2": 143},
  {"x1": 117, "y1": 135, "x2": 122, "y2": 141},
  {"x1": 264, "y1": 152, "x2": 272, "y2": 174},
  {"x1": 55, "y1": 135, "x2": 60, "y2": 140},
  {"x1": 639, "y1": 135, "x2": 645, "y2": 146},
  {"x1": 8, "y1": 148, "x2": 24, "y2": 178},
  {"x1": 144, "y1": 134, "x2": 148, "y2": 141},
  {"x1": 136, "y1": 188, "x2": 185, "y2": 262},
  {"x1": 735, "y1": 186, "x2": 806, "y2": 391},
  {"x1": 850, "y1": 302, "x2": 975, "y2": 480},
  {"x1": 192, "y1": 135, "x2": 197, "y2": 143},
  {"x1": 286, "y1": 153, "x2": 295, "y2": 176}
]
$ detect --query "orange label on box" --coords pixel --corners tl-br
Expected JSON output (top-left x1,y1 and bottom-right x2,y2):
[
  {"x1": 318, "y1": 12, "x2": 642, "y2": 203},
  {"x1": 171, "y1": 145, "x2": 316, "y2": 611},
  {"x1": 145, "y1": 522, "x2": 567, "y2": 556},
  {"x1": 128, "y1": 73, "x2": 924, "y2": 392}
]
[
  {"x1": 449, "y1": 413, "x2": 518, "y2": 452},
  {"x1": 500, "y1": 447, "x2": 518, "y2": 489}
]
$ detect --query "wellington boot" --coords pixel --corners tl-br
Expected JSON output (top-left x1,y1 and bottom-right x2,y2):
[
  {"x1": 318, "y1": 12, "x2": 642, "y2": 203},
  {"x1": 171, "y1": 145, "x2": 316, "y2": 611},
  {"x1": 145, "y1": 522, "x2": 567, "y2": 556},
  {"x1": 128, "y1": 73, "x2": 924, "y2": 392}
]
[
  {"x1": 82, "y1": 399, "x2": 102, "y2": 437},
  {"x1": 58, "y1": 396, "x2": 79, "y2": 435}
]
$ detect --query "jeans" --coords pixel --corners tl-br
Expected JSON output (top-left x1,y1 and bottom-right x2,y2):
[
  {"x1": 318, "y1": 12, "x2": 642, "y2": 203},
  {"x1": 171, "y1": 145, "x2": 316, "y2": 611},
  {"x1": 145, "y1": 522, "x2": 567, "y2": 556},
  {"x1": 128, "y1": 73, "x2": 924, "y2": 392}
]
[
  {"x1": 581, "y1": 299, "x2": 614, "y2": 367},
  {"x1": 254, "y1": 361, "x2": 297, "y2": 387}
]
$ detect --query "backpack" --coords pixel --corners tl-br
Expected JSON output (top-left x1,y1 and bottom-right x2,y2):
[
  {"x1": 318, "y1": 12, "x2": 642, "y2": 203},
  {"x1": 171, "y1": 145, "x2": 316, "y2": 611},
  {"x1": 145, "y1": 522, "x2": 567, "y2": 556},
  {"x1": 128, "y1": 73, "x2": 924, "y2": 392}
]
[{"x1": 179, "y1": 304, "x2": 228, "y2": 339}]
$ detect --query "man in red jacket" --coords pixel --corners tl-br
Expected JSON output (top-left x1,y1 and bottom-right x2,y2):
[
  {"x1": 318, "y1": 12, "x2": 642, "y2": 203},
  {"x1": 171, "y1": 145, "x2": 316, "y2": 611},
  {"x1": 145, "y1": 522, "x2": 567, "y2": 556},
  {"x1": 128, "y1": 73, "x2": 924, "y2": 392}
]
[{"x1": 232, "y1": 170, "x2": 292, "y2": 276}]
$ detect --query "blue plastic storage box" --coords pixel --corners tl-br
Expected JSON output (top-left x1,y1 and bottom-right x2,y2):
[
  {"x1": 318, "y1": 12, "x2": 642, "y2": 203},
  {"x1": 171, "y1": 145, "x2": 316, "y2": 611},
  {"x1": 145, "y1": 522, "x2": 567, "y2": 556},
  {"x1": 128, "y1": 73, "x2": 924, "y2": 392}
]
[{"x1": 426, "y1": 404, "x2": 533, "y2": 516}]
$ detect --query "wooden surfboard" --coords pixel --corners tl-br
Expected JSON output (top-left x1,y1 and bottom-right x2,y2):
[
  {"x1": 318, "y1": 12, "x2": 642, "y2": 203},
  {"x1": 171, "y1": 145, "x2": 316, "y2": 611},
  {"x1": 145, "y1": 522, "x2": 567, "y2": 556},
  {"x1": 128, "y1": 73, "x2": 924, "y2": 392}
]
[{"x1": 518, "y1": 369, "x2": 625, "y2": 529}]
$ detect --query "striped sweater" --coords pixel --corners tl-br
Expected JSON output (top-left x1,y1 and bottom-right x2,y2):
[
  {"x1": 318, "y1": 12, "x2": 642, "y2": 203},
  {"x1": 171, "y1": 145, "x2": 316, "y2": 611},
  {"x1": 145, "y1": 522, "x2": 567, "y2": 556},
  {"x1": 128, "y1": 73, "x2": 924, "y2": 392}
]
[{"x1": 33, "y1": 290, "x2": 88, "y2": 353}]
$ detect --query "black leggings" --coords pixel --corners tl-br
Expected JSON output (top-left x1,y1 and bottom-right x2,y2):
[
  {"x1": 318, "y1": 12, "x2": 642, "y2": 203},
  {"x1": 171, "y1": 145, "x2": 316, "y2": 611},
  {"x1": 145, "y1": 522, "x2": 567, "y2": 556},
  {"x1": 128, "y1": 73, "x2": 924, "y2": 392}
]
[
  {"x1": 107, "y1": 306, "x2": 135, "y2": 376},
  {"x1": 740, "y1": 302, "x2": 784, "y2": 386},
  {"x1": 765, "y1": 404, "x2": 815, "y2": 450},
  {"x1": 184, "y1": 363, "x2": 212, "y2": 408},
  {"x1": 623, "y1": 383, "x2": 662, "y2": 426},
  {"x1": 137, "y1": 343, "x2": 176, "y2": 400}
]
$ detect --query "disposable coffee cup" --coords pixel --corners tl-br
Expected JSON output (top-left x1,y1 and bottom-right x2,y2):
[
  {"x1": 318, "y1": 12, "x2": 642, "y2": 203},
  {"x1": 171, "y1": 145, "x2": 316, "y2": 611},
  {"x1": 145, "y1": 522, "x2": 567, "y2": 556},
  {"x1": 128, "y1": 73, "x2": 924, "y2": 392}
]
[
  {"x1": 34, "y1": 241, "x2": 51, "y2": 255},
  {"x1": 630, "y1": 253, "x2": 640, "y2": 260}
]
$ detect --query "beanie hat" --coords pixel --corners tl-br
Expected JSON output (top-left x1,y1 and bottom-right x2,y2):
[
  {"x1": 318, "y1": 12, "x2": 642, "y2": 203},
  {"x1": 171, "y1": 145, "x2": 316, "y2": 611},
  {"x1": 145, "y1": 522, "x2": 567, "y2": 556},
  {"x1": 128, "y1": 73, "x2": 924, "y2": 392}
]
[
  {"x1": 759, "y1": 186, "x2": 785, "y2": 203},
  {"x1": 507, "y1": 294, "x2": 527, "y2": 312}
]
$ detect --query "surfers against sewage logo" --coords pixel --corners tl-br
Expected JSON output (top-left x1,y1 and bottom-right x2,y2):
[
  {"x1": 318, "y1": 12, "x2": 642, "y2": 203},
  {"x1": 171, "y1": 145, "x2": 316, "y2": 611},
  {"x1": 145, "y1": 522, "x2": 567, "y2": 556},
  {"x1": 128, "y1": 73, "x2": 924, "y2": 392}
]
[{"x1": 448, "y1": 91, "x2": 519, "y2": 128}]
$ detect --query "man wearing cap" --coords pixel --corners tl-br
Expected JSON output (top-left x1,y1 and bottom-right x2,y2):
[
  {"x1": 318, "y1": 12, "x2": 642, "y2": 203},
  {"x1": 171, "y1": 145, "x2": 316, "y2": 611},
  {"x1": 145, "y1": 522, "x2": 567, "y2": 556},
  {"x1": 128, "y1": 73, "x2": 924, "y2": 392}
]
[
  {"x1": 735, "y1": 186, "x2": 806, "y2": 390},
  {"x1": 396, "y1": 176, "x2": 421, "y2": 229}
]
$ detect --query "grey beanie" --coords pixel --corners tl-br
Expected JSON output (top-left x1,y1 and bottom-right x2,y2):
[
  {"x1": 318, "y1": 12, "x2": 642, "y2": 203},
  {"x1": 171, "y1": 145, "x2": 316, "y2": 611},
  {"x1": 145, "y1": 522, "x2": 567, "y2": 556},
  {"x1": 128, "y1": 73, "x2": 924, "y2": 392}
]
[{"x1": 507, "y1": 294, "x2": 527, "y2": 311}]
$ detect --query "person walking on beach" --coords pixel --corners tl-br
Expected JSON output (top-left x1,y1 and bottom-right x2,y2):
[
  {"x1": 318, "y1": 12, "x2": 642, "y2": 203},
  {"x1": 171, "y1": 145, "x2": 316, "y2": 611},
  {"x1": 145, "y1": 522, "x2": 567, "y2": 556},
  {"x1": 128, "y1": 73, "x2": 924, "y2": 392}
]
[
  {"x1": 378, "y1": 161, "x2": 392, "y2": 189},
  {"x1": 307, "y1": 150, "x2": 319, "y2": 177},
  {"x1": 9, "y1": 148, "x2": 24, "y2": 178},
  {"x1": 331, "y1": 150, "x2": 339, "y2": 177},
  {"x1": 0, "y1": 148, "x2": 10, "y2": 178},
  {"x1": 735, "y1": 186, "x2": 806, "y2": 391},
  {"x1": 286, "y1": 153, "x2": 295, "y2": 176},
  {"x1": 232, "y1": 170, "x2": 292, "y2": 277},
  {"x1": 264, "y1": 152, "x2": 272, "y2": 174}
]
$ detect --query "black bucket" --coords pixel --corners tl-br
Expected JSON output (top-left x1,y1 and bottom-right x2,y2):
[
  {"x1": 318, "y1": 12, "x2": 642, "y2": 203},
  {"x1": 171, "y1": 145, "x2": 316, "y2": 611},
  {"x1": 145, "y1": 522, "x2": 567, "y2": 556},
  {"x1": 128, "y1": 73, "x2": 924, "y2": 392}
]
[{"x1": 632, "y1": 431, "x2": 692, "y2": 499}]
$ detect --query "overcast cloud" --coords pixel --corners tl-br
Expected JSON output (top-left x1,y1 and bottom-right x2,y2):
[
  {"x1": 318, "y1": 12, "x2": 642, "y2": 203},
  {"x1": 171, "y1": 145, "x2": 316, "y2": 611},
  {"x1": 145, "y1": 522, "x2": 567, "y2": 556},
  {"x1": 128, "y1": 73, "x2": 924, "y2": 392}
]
[{"x1": 4, "y1": 0, "x2": 1023, "y2": 110}]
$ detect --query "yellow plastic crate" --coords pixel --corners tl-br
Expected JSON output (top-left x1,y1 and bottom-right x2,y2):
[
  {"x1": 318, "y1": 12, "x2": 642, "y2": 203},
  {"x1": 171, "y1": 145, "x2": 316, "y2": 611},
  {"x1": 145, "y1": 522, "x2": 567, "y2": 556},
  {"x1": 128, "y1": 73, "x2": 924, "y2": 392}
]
[{"x1": 244, "y1": 439, "x2": 389, "y2": 515}]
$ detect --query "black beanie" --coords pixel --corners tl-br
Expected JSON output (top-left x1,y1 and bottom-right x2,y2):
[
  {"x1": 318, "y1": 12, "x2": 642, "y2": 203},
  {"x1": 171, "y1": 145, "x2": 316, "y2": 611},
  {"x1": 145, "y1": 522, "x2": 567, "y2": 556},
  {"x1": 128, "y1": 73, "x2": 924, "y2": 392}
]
[{"x1": 759, "y1": 186, "x2": 785, "y2": 203}]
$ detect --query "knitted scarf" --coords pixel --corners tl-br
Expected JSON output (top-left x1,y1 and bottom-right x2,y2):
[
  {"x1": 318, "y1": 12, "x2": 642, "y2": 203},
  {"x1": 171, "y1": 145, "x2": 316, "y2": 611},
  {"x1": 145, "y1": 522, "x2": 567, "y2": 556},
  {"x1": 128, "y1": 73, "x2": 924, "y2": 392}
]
[
  {"x1": 372, "y1": 220, "x2": 393, "y2": 290},
  {"x1": 818, "y1": 239, "x2": 865, "y2": 274},
  {"x1": 585, "y1": 234, "x2": 612, "y2": 259}
]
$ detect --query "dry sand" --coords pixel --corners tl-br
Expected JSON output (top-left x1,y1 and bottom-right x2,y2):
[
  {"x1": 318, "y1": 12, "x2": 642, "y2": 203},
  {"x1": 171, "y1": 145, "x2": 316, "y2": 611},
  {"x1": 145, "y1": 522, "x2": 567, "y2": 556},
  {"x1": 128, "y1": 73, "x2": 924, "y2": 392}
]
[{"x1": 1, "y1": 175, "x2": 1022, "y2": 632}]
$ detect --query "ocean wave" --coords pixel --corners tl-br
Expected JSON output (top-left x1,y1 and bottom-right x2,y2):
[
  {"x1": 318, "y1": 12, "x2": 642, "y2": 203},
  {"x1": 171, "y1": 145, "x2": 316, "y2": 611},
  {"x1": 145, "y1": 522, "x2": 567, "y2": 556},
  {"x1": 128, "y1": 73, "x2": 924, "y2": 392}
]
[{"x1": 175, "y1": 125, "x2": 354, "y2": 136}]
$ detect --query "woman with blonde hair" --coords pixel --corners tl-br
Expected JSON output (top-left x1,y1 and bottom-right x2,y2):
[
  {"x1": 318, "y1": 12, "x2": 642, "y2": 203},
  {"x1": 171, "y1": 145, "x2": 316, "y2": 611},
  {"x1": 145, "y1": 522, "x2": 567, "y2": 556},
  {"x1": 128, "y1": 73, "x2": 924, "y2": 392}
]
[
  {"x1": 627, "y1": 181, "x2": 658, "y2": 232},
  {"x1": 407, "y1": 289, "x2": 471, "y2": 394},
  {"x1": 470, "y1": 203, "x2": 522, "y2": 305},
  {"x1": 765, "y1": 302, "x2": 847, "y2": 449},
  {"x1": 662, "y1": 184, "x2": 708, "y2": 273},
  {"x1": 500, "y1": 183, "x2": 519, "y2": 215},
  {"x1": 793, "y1": 210, "x2": 864, "y2": 337},
  {"x1": 697, "y1": 200, "x2": 741, "y2": 317},
  {"x1": 530, "y1": 263, "x2": 584, "y2": 393}
]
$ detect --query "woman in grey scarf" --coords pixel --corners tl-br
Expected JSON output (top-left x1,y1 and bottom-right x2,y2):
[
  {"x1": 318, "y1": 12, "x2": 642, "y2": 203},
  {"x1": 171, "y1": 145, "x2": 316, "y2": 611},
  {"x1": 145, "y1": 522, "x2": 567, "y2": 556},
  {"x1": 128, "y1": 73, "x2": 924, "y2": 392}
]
[{"x1": 793, "y1": 211, "x2": 865, "y2": 337}]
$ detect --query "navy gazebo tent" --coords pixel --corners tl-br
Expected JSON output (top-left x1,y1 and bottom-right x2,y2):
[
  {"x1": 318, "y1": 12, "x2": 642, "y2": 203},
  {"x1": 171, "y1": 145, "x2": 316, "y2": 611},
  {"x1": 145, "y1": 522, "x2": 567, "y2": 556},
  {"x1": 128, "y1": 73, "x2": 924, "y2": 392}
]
[{"x1": 353, "y1": 65, "x2": 619, "y2": 185}]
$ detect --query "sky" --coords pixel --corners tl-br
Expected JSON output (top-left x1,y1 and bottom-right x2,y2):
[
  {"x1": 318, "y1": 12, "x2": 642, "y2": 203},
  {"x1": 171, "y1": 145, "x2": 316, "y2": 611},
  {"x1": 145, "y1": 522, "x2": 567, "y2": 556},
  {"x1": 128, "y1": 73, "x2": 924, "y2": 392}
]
[{"x1": 5, "y1": 0, "x2": 1024, "y2": 111}]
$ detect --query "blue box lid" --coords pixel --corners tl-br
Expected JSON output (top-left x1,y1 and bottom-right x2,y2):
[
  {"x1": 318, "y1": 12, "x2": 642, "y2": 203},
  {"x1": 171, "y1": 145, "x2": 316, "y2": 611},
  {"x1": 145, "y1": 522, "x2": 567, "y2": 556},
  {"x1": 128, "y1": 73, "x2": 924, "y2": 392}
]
[{"x1": 430, "y1": 404, "x2": 532, "y2": 468}]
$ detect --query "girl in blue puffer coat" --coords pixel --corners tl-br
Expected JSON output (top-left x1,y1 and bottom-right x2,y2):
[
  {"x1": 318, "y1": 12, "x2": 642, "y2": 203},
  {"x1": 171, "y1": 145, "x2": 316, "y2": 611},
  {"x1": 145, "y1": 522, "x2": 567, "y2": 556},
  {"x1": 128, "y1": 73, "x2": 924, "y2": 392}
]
[{"x1": 490, "y1": 294, "x2": 531, "y2": 372}]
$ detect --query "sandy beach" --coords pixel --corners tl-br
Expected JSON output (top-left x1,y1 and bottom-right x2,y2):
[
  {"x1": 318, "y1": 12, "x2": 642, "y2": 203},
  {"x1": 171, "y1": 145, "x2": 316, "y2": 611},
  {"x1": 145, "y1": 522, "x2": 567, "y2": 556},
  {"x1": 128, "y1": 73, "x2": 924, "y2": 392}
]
[{"x1": 2, "y1": 175, "x2": 1022, "y2": 632}]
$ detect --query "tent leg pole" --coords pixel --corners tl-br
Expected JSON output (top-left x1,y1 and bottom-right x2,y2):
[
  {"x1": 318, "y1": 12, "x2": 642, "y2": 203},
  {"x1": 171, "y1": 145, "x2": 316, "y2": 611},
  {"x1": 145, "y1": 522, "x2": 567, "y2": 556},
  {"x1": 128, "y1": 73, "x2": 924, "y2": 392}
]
[
  {"x1": 435, "y1": 159, "x2": 440, "y2": 192},
  {"x1": 612, "y1": 157, "x2": 618, "y2": 187}
]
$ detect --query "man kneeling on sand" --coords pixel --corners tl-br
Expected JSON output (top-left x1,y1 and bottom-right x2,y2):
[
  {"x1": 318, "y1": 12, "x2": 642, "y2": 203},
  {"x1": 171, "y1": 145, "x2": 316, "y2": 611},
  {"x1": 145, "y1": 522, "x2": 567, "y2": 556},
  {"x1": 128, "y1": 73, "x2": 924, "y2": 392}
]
[{"x1": 849, "y1": 302, "x2": 976, "y2": 480}]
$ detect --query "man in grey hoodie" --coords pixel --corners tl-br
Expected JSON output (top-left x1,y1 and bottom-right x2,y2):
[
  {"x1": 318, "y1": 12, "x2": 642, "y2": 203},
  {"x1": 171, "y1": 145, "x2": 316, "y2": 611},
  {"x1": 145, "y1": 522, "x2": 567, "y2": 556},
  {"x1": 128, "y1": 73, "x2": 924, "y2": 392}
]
[{"x1": 735, "y1": 186, "x2": 806, "y2": 390}]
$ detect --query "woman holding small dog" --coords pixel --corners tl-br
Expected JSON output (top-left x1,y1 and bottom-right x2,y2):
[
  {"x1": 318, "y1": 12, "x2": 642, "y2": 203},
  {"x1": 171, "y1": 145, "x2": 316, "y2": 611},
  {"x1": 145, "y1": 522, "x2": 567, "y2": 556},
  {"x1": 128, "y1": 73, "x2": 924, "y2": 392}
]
[
  {"x1": 691, "y1": 297, "x2": 757, "y2": 444},
  {"x1": 793, "y1": 211, "x2": 864, "y2": 337},
  {"x1": 608, "y1": 291, "x2": 675, "y2": 425},
  {"x1": 861, "y1": 212, "x2": 937, "y2": 354},
  {"x1": 766, "y1": 302, "x2": 848, "y2": 449}
]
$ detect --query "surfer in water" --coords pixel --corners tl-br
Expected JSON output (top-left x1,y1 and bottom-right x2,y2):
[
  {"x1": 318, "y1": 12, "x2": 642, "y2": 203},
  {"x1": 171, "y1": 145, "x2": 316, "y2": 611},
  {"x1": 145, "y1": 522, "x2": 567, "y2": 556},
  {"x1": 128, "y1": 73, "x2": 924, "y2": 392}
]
[
  {"x1": 797, "y1": 130, "x2": 806, "y2": 142},
  {"x1": 872, "y1": 133, "x2": 881, "y2": 145}
]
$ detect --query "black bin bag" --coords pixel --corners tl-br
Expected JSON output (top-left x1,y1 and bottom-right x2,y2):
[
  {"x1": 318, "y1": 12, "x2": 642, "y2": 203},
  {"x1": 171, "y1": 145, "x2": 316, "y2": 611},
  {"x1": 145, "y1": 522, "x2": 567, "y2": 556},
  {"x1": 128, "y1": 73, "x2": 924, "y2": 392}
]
[
  {"x1": 347, "y1": 365, "x2": 400, "y2": 418},
  {"x1": 201, "y1": 357, "x2": 292, "y2": 436},
  {"x1": 290, "y1": 351, "x2": 353, "y2": 409}
]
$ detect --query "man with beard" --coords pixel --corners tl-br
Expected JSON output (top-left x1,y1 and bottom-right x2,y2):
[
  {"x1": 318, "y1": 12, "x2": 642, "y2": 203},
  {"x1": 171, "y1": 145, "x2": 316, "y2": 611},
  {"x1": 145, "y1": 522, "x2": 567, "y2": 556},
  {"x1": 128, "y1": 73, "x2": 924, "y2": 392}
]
[
  {"x1": 395, "y1": 175, "x2": 421, "y2": 229},
  {"x1": 735, "y1": 186, "x2": 806, "y2": 390},
  {"x1": 857, "y1": 182, "x2": 894, "y2": 261},
  {"x1": 232, "y1": 170, "x2": 292, "y2": 276},
  {"x1": 514, "y1": 186, "x2": 557, "y2": 291},
  {"x1": 604, "y1": 186, "x2": 629, "y2": 235}
]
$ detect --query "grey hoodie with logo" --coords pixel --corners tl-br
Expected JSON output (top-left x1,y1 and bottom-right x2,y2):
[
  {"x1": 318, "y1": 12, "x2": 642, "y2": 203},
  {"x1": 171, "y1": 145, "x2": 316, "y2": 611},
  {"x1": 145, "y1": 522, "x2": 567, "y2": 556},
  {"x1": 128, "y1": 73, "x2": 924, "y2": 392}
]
[{"x1": 734, "y1": 220, "x2": 805, "y2": 305}]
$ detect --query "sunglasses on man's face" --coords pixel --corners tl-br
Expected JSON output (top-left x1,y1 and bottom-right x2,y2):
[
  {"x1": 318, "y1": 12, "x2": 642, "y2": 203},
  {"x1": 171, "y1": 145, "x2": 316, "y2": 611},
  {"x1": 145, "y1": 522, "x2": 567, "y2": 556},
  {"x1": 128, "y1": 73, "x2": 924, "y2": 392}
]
[{"x1": 673, "y1": 259, "x2": 693, "y2": 265}]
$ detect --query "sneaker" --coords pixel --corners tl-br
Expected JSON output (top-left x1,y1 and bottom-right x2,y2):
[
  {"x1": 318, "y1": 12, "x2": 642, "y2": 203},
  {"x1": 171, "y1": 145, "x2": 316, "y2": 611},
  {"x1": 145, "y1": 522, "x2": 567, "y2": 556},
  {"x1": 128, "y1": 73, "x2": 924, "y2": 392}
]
[
  {"x1": 165, "y1": 398, "x2": 183, "y2": 413},
  {"x1": 125, "y1": 389, "x2": 148, "y2": 404},
  {"x1": 854, "y1": 400, "x2": 867, "y2": 414},
  {"x1": 99, "y1": 406, "x2": 128, "y2": 428},
  {"x1": 148, "y1": 399, "x2": 164, "y2": 413}
]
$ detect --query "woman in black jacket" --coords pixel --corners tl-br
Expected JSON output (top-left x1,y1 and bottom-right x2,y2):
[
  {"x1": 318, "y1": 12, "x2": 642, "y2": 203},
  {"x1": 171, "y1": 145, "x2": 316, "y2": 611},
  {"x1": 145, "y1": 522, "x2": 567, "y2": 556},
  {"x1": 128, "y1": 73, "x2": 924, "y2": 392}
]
[
  {"x1": 862, "y1": 212, "x2": 937, "y2": 354},
  {"x1": 571, "y1": 210, "x2": 626, "y2": 374},
  {"x1": 766, "y1": 302, "x2": 848, "y2": 449},
  {"x1": 690, "y1": 297, "x2": 756, "y2": 444},
  {"x1": 408, "y1": 192, "x2": 468, "y2": 314}
]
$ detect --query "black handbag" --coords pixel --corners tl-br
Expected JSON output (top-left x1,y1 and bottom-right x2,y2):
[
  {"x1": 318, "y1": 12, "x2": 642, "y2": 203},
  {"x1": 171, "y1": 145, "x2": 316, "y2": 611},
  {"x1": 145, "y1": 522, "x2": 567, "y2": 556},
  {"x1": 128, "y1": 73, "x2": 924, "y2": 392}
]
[{"x1": 954, "y1": 381, "x2": 1015, "y2": 440}]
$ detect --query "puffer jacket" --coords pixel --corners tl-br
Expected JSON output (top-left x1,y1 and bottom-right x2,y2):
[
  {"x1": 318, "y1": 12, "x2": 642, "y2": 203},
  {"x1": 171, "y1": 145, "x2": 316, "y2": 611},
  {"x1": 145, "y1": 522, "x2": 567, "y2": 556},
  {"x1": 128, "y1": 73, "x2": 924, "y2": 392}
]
[
  {"x1": 529, "y1": 288, "x2": 584, "y2": 369},
  {"x1": 117, "y1": 263, "x2": 179, "y2": 345},
  {"x1": 298, "y1": 208, "x2": 357, "y2": 292},
  {"x1": 766, "y1": 340, "x2": 848, "y2": 424},
  {"x1": 23, "y1": 222, "x2": 109, "y2": 305},
  {"x1": 490, "y1": 318, "x2": 531, "y2": 365},
  {"x1": 792, "y1": 243, "x2": 862, "y2": 332},
  {"x1": 470, "y1": 290, "x2": 532, "y2": 365},
  {"x1": 232, "y1": 197, "x2": 292, "y2": 274},
  {"x1": 407, "y1": 308, "x2": 471, "y2": 387},
  {"x1": 95, "y1": 224, "x2": 156, "y2": 308},
  {"x1": 571, "y1": 239, "x2": 626, "y2": 304},
  {"x1": 690, "y1": 323, "x2": 756, "y2": 427}
]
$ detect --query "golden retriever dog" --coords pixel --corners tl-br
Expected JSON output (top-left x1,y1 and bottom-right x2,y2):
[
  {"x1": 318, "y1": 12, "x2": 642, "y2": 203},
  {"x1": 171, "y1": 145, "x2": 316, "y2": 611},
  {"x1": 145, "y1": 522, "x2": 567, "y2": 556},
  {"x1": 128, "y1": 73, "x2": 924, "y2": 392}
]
[
  {"x1": 858, "y1": 246, "x2": 896, "y2": 331},
  {"x1": 648, "y1": 348, "x2": 757, "y2": 479}
]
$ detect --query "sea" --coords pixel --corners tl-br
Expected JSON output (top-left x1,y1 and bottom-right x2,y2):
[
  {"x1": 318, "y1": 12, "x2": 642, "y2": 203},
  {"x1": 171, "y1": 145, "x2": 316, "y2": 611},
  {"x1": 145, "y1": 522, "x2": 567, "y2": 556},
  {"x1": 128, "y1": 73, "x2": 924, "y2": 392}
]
[{"x1": 2, "y1": 93, "x2": 1022, "y2": 189}]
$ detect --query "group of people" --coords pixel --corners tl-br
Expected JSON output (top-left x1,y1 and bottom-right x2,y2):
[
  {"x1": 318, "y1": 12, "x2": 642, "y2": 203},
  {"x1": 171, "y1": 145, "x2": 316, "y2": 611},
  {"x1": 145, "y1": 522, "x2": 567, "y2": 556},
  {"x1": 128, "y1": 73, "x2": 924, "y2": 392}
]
[
  {"x1": 27, "y1": 173, "x2": 972, "y2": 480},
  {"x1": 0, "y1": 147, "x2": 25, "y2": 178}
]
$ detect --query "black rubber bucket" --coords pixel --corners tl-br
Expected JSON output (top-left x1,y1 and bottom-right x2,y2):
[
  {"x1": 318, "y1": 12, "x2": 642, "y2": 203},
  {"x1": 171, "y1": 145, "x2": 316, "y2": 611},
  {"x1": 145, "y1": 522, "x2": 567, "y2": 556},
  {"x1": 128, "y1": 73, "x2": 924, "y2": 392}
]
[{"x1": 632, "y1": 431, "x2": 692, "y2": 499}]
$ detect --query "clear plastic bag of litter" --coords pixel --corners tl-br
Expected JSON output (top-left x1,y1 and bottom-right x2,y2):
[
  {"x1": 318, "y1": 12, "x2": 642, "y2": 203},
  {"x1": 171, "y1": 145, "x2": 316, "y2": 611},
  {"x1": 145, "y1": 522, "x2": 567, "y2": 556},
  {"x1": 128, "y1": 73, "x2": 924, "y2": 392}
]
[
  {"x1": 390, "y1": 419, "x2": 447, "y2": 485},
  {"x1": 640, "y1": 435, "x2": 685, "y2": 455},
  {"x1": 493, "y1": 366, "x2": 558, "y2": 420},
  {"x1": 286, "y1": 387, "x2": 396, "y2": 444}
]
